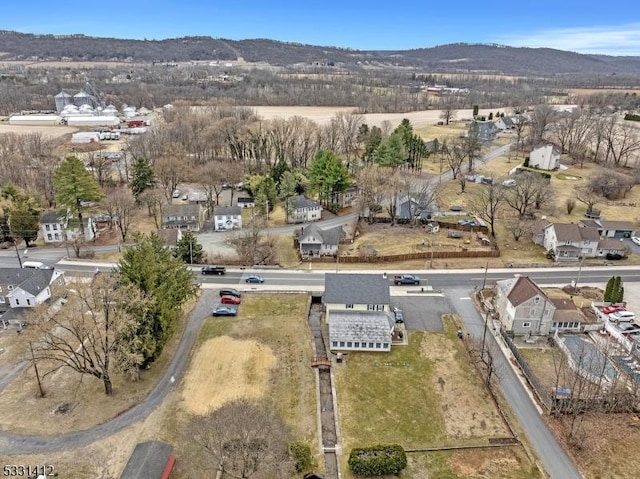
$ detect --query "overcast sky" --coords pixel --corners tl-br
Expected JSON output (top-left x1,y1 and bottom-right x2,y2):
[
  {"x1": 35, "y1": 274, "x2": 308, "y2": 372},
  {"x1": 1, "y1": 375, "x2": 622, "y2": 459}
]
[{"x1": 3, "y1": 0, "x2": 640, "y2": 56}]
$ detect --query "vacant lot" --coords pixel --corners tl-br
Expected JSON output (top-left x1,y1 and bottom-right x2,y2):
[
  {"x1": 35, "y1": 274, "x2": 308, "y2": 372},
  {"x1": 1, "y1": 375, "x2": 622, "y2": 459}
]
[{"x1": 335, "y1": 319, "x2": 540, "y2": 478}]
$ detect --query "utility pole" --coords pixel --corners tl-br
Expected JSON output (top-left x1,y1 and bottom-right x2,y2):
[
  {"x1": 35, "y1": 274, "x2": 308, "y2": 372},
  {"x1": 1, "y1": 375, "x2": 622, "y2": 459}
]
[
  {"x1": 189, "y1": 238, "x2": 193, "y2": 265},
  {"x1": 30, "y1": 342, "x2": 45, "y2": 397},
  {"x1": 481, "y1": 261, "x2": 489, "y2": 290},
  {"x1": 13, "y1": 240, "x2": 23, "y2": 268},
  {"x1": 574, "y1": 256, "x2": 585, "y2": 291}
]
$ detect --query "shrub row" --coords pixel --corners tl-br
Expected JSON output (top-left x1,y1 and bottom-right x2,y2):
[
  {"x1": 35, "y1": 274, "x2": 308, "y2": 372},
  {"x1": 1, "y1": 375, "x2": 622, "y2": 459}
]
[
  {"x1": 624, "y1": 113, "x2": 640, "y2": 122},
  {"x1": 348, "y1": 444, "x2": 407, "y2": 476}
]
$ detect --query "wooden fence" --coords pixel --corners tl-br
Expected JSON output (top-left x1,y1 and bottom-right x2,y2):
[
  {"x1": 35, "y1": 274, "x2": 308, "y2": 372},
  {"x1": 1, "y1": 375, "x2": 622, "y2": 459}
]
[{"x1": 310, "y1": 248, "x2": 500, "y2": 264}]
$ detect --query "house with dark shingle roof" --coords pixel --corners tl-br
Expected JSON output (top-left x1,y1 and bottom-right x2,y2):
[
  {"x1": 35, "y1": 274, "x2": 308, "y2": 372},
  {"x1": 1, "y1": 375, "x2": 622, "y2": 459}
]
[
  {"x1": 579, "y1": 219, "x2": 636, "y2": 239},
  {"x1": 324, "y1": 273, "x2": 396, "y2": 352},
  {"x1": 40, "y1": 210, "x2": 96, "y2": 243},
  {"x1": 161, "y1": 204, "x2": 205, "y2": 231},
  {"x1": 213, "y1": 205, "x2": 242, "y2": 231},
  {"x1": 297, "y1": 224, "x2": 345, "y2": 258},
  {"x1": 119, "y1": 441, "x2": 175, "y2": 479},
  {"x1": 0, "y1": 267, "x2": 65, "y2": 312},
  {"x1": 542, "y1": 222, "x2": 629, "y2": 261},
  {"x1": 469, "y1": 120, "x2": 498, "y2": 142},
  {"x1": 495, "y1": 276, "x2": 556, "y2": 336},
  {"x1": 286, "y1": 195, "x2": 323, "y2": 223},
  {"x1": 495, "y1": 116, "x2": 514, "y2": 131}
]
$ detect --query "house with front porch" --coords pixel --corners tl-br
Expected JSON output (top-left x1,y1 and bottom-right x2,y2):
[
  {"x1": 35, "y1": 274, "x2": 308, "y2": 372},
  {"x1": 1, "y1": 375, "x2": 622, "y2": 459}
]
[
  {"x1": 297, "y1": 224, "x2": 345, "y2": 258},
  {"x1": 495, "y1": 275, "x2": 556, "y2": 336},
  {"x1": 542, "y1": 222, "x2": 628, "y2": 261},
  {"x1": 161, "y1": 204, "x2": 205, "y2": 232},
  {"x1": 324, "y1": 273, "x2": 395, "y2": 352}
]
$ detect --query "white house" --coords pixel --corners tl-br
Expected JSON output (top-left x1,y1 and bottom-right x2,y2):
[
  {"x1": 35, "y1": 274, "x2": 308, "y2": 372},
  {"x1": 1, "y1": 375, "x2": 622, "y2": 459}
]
[
  {"x1": 286, "y1": 195, "x2": 323, "y2": 223},
  {"x1": 213, "y1": 206, "x2": 242, "y2": 231},
  {"x1": 297, "y1": 224, "x2": 345, "y2": 258},
  {"x1": 529, "y1": 144, "x2": 560, "y2": 171},
  {"x1": 543, "y1": 222, "x2": 627, "y2": 261},
  {"x1": 495, "y1": 116, "x2": 515, "y2": 131},
  {"x1": 0, "y1": 267, "x2": 65, "y2": 312},
  {"x1": 40, "y1": 211, "x2": 96, "y2": 243}
]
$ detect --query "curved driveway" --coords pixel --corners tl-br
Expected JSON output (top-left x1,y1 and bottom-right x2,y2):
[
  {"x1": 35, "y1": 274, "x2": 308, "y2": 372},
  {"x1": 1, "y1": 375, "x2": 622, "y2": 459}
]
[{"x1": 0, "y1": 289, "x2": 217, "y2": 454}]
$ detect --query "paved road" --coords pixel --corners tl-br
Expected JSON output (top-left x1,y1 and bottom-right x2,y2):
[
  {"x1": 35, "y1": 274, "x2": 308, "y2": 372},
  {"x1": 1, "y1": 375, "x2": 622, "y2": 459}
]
[{"x1": 447, "y1": 288, "x2": 581, "y2": 479}]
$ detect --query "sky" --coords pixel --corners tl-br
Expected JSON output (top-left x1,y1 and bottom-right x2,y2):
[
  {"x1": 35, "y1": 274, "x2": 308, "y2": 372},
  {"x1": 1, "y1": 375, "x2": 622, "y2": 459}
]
[{"x1": 3, "y1": 1, "x2": 640, "y2": 56}]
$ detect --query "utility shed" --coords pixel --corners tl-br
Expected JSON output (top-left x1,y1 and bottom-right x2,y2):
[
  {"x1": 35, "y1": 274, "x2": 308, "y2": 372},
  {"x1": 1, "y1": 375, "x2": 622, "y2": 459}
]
[{"x1": 119, "y1": 441, "x2": 175, "y2": 479}]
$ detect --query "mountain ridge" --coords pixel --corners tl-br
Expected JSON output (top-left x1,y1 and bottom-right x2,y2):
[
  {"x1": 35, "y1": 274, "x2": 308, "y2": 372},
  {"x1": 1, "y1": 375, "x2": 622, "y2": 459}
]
[{"x1": 1, "y1": 30, "x2": 640, "y2": 75}]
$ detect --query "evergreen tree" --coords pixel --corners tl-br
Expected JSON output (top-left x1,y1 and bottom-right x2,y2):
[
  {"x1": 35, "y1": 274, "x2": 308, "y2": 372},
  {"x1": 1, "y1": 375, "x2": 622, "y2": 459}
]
[
  {"x1": 130, "y1": 157, "x2": 155, "y2": 202},
  {"x1": 9, "y1": 197, "x2": 41, "y2": 247},
  {"x1": 117, "y1": 234, "x2": 199, "y2": 365},
  {"x1": 309, "y1": 149, "x2": 352, "y2": 207},
  {"x1": 54, "y1": 156, "x2": 104, "y2": 234},
  {"x1": 174, "y1": 231, "x2": 204, "y2": 264}
]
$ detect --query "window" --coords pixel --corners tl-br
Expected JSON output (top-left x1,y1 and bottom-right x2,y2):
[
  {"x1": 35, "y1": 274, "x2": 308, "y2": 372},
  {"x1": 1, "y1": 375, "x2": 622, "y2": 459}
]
[
  {"x1": 54, "y1": 233, "x2": 60, "y2": 240},
  {"x1": 383, "y1": 343, "x2": 389, "y2": 349},
  {"x1": 347, "y1": 342, "x2": 352, "y2": 348},
  {"x1": 45, "y1": 224, "x2": 50, "y2": 231},
  {"x1": 346, "y1": 304, "x2": 354, "y2": 309},
  {"x1": 534, "y1": 297, "x2": 540, "y2": 304},
  {"x1": 26, "y1": 299, "x2": 31, "y2": 306},
  {"x1": 367, "y1": 304, "x2": 384, "y2": 311},
  {"x1": 369, "y1": 342, "x2": 374, "y2": 348},
  {"x1": 0, "y1": 297, "x2": 4, "y2": 303},
  {"x1": 375, "y1": 343, "x2": 381, "y2": 348},
  {"x1": 332, "y1": 341, "x2": 338, "y2": 348},
  {"x1": 7, "y1": 285, "x2": 13, "y2": 291},
  {"x1": 15, "y1": 299, "x2": 20, "y2": 305},
  {"x1": 354, "y1": 342, "x2": 360, "y2": 348},
  {"x1": 522, "y1": 322, "x2": 532, "y2": 328},
  {"x1": 47, "y1": 234, "x2": 52, "y2": 240},
  {"x1": 339, "y1": 341, "x2": 345, "y2": 347}
]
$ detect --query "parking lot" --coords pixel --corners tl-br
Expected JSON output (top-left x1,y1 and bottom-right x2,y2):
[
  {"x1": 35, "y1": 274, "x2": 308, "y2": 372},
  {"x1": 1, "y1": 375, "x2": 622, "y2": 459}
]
[{"x1": 390, "y1": 295, "x2": 450, "y2": 332}]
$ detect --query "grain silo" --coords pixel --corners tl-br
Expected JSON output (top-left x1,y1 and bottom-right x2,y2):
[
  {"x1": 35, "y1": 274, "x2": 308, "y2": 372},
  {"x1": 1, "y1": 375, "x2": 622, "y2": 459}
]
[
  {"x1": 73, "y1": 91, "x2": 93, "y2": 107},
  {"x1": 55, "y1": 91, "x2": 72, "y2": 113}
]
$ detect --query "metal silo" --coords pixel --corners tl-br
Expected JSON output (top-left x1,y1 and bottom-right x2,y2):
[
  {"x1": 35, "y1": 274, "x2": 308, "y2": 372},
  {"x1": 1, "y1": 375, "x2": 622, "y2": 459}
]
[{"x1": 55, "y1": 91, "x2": 72, "y2": 113}]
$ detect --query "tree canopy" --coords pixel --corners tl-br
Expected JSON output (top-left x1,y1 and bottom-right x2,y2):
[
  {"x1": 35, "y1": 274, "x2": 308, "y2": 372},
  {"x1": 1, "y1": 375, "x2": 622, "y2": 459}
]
[
  {"x1": 175, "y1": 231, "x2": 204, "y2": 264},
  {"x1": 117, "y1": 233, "x2": 199, "y2": 364},
  {"x1": 53, "y1": 156, "x2": 104, "y2": 233},
  {"x1": 130, "y1": 157, "x2": 155, "y2": 202},
  {"x1": 309, "y1": 149, "x2": 351, "y2": 207}
]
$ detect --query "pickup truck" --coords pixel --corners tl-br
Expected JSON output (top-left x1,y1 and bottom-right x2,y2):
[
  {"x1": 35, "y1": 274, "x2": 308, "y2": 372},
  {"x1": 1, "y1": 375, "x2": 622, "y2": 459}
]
[
  {"x1": 393, "y1": 274, "x2": 420, "y2": 285},
  {"x1": 201, "y1": 265, "x2": 226, "y2": 275}
]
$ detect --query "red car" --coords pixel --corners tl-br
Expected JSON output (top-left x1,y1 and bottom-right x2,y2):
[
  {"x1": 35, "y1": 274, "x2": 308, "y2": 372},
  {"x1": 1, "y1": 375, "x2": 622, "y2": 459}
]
[
  {"x1": 220, "y1": 295, "x2": 241, "y2": 305},
  {"x1": 603, "y1": 305, "x2": 625, "y2": 314}
]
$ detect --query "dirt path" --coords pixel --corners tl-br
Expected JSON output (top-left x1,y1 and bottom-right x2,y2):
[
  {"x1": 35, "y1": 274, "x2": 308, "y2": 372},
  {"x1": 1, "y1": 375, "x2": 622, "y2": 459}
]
[{"x1": 0, "y1": 289, "x2": 217, "y2": 455}]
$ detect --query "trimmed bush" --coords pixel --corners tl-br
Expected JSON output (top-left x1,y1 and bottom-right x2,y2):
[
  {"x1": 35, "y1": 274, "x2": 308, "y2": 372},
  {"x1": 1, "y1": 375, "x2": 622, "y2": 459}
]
[
  {"x1": 289, "y1": 441, "x2": 313, "y2": 472},
  {"x1": 624, "y1": 113, "x2": 640, "y2": 122},
  {"x1": 348, "y1": 444, "x2": 407, "y2": 476}
]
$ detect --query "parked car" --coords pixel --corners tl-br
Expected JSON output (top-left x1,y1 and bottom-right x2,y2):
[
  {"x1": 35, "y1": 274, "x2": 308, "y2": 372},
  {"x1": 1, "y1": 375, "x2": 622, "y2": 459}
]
[
  {"x1": 448, "y1": 231, "x2": 463, "y2": 239},
  {"x1": 219, "y1": 288, "x2": 242, "y2": 298},
  {"x1": 393, "y1": 307, "x2": 404, "y2": 323},
  {"x1": 172, "y1": 189, "x2": 180, "y2": 198},
  {"x1": 458, "y1": 219, "x2": 477, "y2": 227},
  {"x1": 603, "y1": 305, "x2": 626, "y2": 314},
  {"x1": 609, "y1": 311, "x2": 636, "y2": 323},
  {"x1": 618, "y1": 323, "x2": 640, "y2": 334},
  {"x1": 212, "y1": 306, "x2": 238, "y2": 317},
  {"x1": 393, "y1": 274, "x2": 420, "y2": 285},
  {"x1": 606, "y1": 253, "x2": 625, "y2": 260},
  {"x1": 221, "y1": 295, "x2": 241, "y2": 305},
  {"x1": 631, "y1": 236, "x2": 640, "y2": 246},
  {"x1": 201, "y1": 265, "x2": 226, "y2": 275},
  {"x1": 245, "y1": 274, "x2": 265, "y2": 283}
]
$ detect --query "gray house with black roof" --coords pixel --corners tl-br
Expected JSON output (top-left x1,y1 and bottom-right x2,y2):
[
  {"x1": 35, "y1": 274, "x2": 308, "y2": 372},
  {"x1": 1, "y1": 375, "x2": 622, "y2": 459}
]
[
  {"x1": 324, "y1": 273, "x2": 394, "y2": 352},
  {"x1": 0, "y1": 267, "x2": 65, "y2": 312},
  {"x1": 286, "y1": 195, "x2": 323, "y2": 223},
  {"x1": 298, "y1": 224, "x2": 345, "y2": 258}
]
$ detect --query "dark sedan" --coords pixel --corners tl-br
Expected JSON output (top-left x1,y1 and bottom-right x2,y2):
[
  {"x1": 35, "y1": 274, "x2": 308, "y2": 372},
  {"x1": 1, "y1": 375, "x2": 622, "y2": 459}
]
[{"x1": 212, "y1": 306, "x2": 238, "y2": 317}]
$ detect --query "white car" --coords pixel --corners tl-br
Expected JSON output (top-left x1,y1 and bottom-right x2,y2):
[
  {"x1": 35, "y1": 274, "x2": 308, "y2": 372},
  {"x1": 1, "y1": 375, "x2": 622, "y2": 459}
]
[{"x1": 631, "y1": 236, "x2": 640, "y2": 246}]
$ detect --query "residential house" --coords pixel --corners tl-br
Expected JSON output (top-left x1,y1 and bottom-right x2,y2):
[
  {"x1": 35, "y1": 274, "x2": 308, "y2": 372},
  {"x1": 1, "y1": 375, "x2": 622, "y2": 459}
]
[
  {"x1": 40, "y1": 210, "x2": 96, "y2": 243},
  {"x1": 531, "y1": 218, "x2": 551, "y2": 246},
  {"x1": 469, "y1": 121, "x2": 498, "y2": 142},
  {"x1": 237, "y1": 196, "x2": 255, "y2": 208},
  {"x1": 0, "y1": 267, "x2": 65, "y2": 312},
  {"x1": 157, "y1": 228, "x2": 182, "y2": 248},
  {"x1": 119, "y1": 441, "x2": 175, "y2": 479},
  {"x1": 161, "y1": 204, "x2": 205, "y2": 232},
  {"x1": 495, "y1": 276, "x2": 556, "y2": 336},
  {"x1": 297, "y1": 224, "x2": 345, "y2": 258},
  {"x1": 332, "y1": 186, "x2": 358, "y2": 209},
  {"x1": 286, "y1": 195, "x2": 323, "y2": 223},
  {"x1": 495, "y1": 116, "x2": 515, "y2": 131},
  {"x1": 579, "y1": 219, "x2": 636, "y2": 239},
  {"x1": 529, "y1": 144, "x2": 560, "y2": 171},
  {"x1": 543, "y1": 223, "x2": 600, "y2": 261},
  {"x1": 396, "y1": 193, "x2": 436, "y2": 221},
  {"x1": 324, "y1": 273, "x2": 395, "y2": 352},
  {"x1": 549, "y1": 297, "x2": 591, "y2": 333},
  {"x1": 213, "y1": 205, "x2": 242, "y2": 231},
  {"x1": 542, "y1": 222, "x2": 627, "y2": 261}
]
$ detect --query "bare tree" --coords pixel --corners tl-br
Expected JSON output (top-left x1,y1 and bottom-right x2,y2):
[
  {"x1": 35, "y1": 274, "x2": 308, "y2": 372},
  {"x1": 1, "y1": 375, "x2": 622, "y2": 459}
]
[
  {"x1": 589, "y1": 171, "x2": 634, "y2": 200},
  {"x1": 576, "y1": 186, "x2": 599, "y2": 213},
  {"x1": 440, "y1": 141, "x2": 464, "y2": 180},
  {"x1": 528, "y1": 104, "x2": 557, "y2": 145},
  {"x1": 403, "y1": 176, "x2": 439, "y2": 226},
  {"x1": 34, "y1": 274, "x2": 145, "y2": 395},
  {"x1": 155, "y1": 144, "x2": 188, "y2": 201},
  {"x1": 86, "y1": 152, "x2": 114, "y2": 188},
  {"x1": 505, "y1": 216, "x2": 532, "y2": 241},
  {"x1": 503, "y1": 172, "x2": 551, "y2": 217},
  {"x1": 139, "y1": 187, "x2": 165, "y2": 229},
  {"x1": 229, "y1": 220, "x2": 277, "y2": 266},
  {"x1": 189, "y1": 398, "x2": 294, "y2": 478},
  {"x1": 439, "y1": 104, "x2": 457, "y2": 126},
  {"x1": 102, "y1": 188, "x2": 137, "y2": 241},
  {"x1": 381, "y1": 168, "x2": 404, "y2": 225},
  {"x1": 469, "y1": 182, "x2": 504, "y2": 238},
  {"x1": 565, "y1": 198, "x2": 576, "y2": 215},
  {"x1": 356, "y1": 165, "x2": 387, "y2": 223}
]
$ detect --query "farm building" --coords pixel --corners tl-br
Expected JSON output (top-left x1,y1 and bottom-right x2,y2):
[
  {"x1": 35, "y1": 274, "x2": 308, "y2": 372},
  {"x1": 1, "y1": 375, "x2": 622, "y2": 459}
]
[
  {"x1": 66, "y1": 116, "x2": 121, "y2": 127},
  {"x1": 119, "y1": 441, "x2": 175, "y2": 479},
  {"x1": 7, "y1": 115, "x2": 63, "y2": 126}
]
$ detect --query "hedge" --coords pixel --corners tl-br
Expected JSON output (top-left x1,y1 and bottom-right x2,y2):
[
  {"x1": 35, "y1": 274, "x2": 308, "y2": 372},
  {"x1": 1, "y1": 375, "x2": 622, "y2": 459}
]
[
  {"x1": 624, "y1": 113, "x2": 640, "y2": 122},
  {"x1": 348, "y1": 444, "x2": 407, "y2": 476}
]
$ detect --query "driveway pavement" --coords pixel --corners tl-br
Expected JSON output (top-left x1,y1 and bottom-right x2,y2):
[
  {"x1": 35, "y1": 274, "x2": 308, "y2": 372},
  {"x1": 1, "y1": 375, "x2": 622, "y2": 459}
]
[{"x1": 391, "y1": 295, "x2": 448, "y2": 332}]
